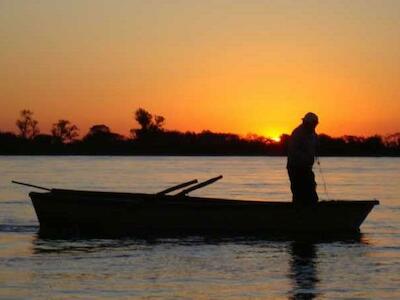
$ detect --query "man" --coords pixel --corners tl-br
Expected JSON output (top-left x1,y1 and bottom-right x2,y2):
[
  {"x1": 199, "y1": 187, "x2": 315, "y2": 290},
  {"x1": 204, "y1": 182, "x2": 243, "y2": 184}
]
[{"x1": 287, "y1": 112, "x2": 319, "y2": 206}]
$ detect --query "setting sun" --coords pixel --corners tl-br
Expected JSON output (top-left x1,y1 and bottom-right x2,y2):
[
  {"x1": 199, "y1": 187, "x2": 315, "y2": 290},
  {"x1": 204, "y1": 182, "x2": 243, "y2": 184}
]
[{"x1": 261, "y1": 127, "x2": 286, "y2": 142}]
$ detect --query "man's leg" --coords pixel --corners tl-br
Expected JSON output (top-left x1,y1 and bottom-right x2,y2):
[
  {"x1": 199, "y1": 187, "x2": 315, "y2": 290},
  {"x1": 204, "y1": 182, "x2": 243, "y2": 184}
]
[
  {"x1": 304, "y1": 169, "x2": 318, "y2": 204},
  {"x1": 288, "y1": 167, "x2": 306, "y2": 205}
]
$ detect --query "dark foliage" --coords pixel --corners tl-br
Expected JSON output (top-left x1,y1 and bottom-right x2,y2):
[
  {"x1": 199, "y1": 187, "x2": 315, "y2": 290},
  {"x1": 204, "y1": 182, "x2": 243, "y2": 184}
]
[
  {"x1": 0, "y1": 109, "x2": 399, "y2": 156},
  {"x1": 16, "y1": 109, "x2": 39, "y2": 139},
  {"x1": 51, "y1": 120, "x2": 79, "y2": 144},
  {"x1": 1, "y1": 128, "x2": 399, "y2": 156},
  {"x1": 79, "y1": 124, "x2": 126, "y2": 154}
]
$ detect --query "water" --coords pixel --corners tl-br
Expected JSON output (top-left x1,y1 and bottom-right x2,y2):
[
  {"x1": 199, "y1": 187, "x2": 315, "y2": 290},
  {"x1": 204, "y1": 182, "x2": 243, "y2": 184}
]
[{"x1": 0, "y1": 156, "x2": 399, "y2": 299}]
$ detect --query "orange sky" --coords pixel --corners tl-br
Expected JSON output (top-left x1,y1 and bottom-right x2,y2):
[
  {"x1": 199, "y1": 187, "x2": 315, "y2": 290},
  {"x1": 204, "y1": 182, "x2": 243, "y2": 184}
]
[{"x1": 1, "y1": 0, "x2": 399, "y2": 139}]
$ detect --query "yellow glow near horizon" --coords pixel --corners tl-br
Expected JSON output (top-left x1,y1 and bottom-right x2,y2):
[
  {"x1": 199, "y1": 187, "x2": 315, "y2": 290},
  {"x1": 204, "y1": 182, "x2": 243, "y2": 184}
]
[
  {"x1": 0, "y1": 1, "x2": 399, "y2": 137},
  {"x1": 260, "y1": 127, "x2": 287, "y2": 141}
]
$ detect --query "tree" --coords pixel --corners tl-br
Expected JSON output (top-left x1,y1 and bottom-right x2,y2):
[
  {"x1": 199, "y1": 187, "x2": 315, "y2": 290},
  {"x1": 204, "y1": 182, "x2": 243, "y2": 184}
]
[
  {"x1": 81, "y1": 124, "x2": 125, "y2": 154},
  {"x1": 16, "y1": 109, "x2": 39, "y2": 139},
  {"x1": 154, "y1": 115, "x2": 165, "y2": 129},
  {"x1": 385, "y1": 133, "x2": 400, "y2": 148},
  {"x1": 51, "y1": 119, "x2": 79, "y2": 143},
  {"x1": 83, "y1": 124, "x2": 124, "y2": 143},
  {"x1": 84, "y1": 124, "x2": 111, "y2": 140},
  {"x1": 131, "y1": 108, "x2": 165, "y2": 138},
  {"x1": 135, "y1": 108, "x2": 153, "y2": 131}
]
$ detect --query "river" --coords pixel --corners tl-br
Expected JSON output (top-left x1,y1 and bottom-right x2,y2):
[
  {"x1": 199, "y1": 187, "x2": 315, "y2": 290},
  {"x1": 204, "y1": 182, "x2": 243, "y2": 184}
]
[{"x1": 0, "y1": 156, "x2": 399, "y2": 299}]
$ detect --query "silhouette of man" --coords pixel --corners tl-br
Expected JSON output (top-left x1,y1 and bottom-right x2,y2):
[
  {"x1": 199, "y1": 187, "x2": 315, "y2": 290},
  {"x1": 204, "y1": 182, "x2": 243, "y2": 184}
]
[{"x1": 287, "y1": 112, "x2": 319, "y2": 206}]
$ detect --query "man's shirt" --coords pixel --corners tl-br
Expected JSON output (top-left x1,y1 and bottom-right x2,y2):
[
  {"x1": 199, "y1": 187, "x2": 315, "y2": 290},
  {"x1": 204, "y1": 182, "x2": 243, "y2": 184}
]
[{"x1": 287, "y1": 124, "x2": 318, "y2": 169}]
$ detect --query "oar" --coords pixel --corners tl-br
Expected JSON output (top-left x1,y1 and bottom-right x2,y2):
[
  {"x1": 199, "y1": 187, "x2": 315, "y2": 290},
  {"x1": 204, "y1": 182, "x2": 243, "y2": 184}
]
[
  {"x1": 156, "y1": 179, "x2": 198, "y2": 195},
  {"x1": 176, "y1": 175, "x2": 223, "y2": 196},
  {"x1": 12, "y1": 180, "x2": 51, "y2": 191}
]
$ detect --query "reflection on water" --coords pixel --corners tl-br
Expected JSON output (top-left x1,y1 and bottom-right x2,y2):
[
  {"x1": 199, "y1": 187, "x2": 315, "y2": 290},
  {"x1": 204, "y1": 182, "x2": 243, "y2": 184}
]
[
  {"x1": 30, "y1": 233, "x2": 369, "y2": 299},
  {"x1": 289, "y1": 241, "x2": 319, "y2": 299},
  {"x1": 31, "y1": 232, "x2": 366, "y2": 254}
]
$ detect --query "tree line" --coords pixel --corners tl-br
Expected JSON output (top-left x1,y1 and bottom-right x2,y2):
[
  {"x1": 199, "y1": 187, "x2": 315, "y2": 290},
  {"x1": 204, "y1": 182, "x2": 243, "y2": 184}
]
[{"x1": 0, "y1": 108, "x2": 399, "y2": 156}]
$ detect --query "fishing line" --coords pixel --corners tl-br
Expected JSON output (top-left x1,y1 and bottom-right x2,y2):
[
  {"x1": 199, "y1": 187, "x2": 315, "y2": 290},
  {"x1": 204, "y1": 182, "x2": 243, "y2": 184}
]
[{"x1": 316, "y1": 157, "x2": 331, "y2": 200}]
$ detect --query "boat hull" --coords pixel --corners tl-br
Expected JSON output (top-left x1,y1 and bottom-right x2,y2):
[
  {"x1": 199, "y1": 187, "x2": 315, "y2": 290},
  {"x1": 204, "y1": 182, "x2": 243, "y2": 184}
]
[{"x1": 29, "y1": 190, "x2": 379, "y2": 236}]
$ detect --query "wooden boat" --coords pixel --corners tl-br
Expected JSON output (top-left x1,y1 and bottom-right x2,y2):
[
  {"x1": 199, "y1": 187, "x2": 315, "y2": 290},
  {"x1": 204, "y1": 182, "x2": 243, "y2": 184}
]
[{"x1": 13, "y1": 177, "x2": 379, "y2": 236}]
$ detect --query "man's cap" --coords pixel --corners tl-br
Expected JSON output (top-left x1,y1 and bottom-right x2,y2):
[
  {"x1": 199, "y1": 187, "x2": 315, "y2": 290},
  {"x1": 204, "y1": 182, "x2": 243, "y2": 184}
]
[{"x1": 302, "y1": 112, "x2": 319, "y2": 124}]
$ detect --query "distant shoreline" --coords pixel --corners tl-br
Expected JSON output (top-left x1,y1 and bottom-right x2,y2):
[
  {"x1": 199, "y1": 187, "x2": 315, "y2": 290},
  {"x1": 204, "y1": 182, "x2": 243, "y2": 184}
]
[
  {"x1": 3, "y1": 108, "x2": 400, "y2": 157},
  {"x1": 1, "y1": 153, "x2": 399, "y2": 157}
]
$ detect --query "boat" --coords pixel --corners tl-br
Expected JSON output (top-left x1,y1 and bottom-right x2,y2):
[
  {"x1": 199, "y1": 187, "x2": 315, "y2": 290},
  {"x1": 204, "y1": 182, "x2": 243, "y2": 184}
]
[{"x1": 13, "y1": 176, "x2": 379, "y2": 236}]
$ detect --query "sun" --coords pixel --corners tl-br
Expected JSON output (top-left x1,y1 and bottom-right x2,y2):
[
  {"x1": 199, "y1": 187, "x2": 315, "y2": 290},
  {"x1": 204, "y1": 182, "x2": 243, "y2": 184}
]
[{"x1": 260, "y1": 128, "x2": 283, "y2": 142}]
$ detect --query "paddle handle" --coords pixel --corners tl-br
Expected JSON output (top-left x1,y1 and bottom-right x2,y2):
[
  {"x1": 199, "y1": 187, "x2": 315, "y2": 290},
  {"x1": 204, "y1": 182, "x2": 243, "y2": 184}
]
[
  {"x1": 176, "y1": 175, "x2": 223, "y2": 196},
  {"x1": 157, "y1": 179, "x2": 198, "y2": 195}
]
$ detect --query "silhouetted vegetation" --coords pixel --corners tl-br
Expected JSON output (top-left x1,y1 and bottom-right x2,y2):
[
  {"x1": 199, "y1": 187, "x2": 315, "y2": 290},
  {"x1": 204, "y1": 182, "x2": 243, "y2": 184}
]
[
  {"x1": 51, "y1": 120, "x2": 79, "y2": 144},
  {"x1": 0, "y1": 108, "x2": 399, "y2": 156},
  {"x1": 16, "y1": 109, "x2": 39, "y2": 139}
]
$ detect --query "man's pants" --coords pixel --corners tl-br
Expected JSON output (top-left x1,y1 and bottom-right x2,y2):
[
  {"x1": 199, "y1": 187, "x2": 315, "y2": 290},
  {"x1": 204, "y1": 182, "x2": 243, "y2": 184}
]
[{"x1": 287, "y1": 167, "x2": 319, "y2": 206}]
